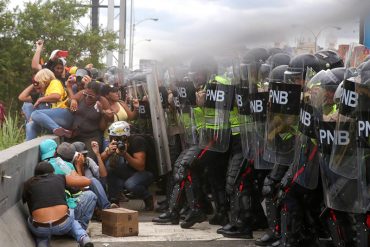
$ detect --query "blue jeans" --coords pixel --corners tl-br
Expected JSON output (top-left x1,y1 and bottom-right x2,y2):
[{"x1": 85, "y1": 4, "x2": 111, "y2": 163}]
[
  {"x1": 106, "y1": 156, "x2": 154, "y2": 200},
  {"x1": 26, "y1": 108, "x2": 74, "y2": 140},
  {"x1": 74, "y1": 190, "x2": 97, "y2": 230},
  {"x1": 89, "y1": 177, "x2": 111, "y2": 209},
  {"x1": 27, "y1": 209, "x2": 88, "y2": 247},
  {"x1": 22, "y1": 102, "x2": 49, "y2": 122}
]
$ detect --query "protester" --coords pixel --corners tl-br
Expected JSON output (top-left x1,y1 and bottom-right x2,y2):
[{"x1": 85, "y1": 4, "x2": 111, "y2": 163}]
[
  {"x1": 39, "y1": 139, "x2": 97, "y2": 230},
  {"x1": 26, "y1": 69, "x2": 72, "y2": 140},
  {"x1": 22, "y1": 161, "x2": 94, "y2": 247}
]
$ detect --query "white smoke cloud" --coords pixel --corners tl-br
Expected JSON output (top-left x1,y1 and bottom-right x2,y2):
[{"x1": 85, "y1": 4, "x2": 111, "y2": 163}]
[{"x1": 131, "y1": 0, "x2": 370, "y2": 65}]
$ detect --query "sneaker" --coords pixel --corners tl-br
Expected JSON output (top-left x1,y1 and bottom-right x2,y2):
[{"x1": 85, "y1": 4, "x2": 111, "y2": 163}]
[
  {"x1": 180, "y1": 209, "x2": 207, "y2": 229},
  {"x1": 79, "y1": 235, "x2": 94, "y2": 247},
  {"x1": 143, "y1": 195, "x2": 154, "y2": 211},
  {"x1": 53, "y1": 127, "x2": 72, "y2": 138}
]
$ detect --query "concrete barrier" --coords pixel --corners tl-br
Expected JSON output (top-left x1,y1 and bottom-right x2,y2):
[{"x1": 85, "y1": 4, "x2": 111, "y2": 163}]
[{"x1": 0, "y1": 135, "x2": 59, "y2": 246}]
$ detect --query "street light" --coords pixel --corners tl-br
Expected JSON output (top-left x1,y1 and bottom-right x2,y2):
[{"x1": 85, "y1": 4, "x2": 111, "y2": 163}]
[
  {"x1": 129, "y1": 18, "x2": 158, "y2": 70},
  {"x1": 292, "y1": 25, "x2": 341, "y2": 52}
]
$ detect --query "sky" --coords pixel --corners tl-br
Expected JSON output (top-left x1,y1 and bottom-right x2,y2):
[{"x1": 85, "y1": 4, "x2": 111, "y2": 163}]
[{"x1": 8, "y1": 0, "x2": 370, "y2": 69}]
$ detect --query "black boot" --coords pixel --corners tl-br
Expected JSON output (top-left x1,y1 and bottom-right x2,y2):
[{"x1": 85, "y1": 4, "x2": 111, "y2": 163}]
[
  {"x1": 179, "y1": 206, "x2": 190, "y2": 220},
  {"x1": 180, "y1": 208, "x2": 207, "y2": 229},
  {"x1": 152, "y1": 210, "x2": 180, "y2": 224},
  {"x1": 217, "y1": 223, "x2": 233, "y2": 234},
  {"x1": 221, "y1": 225, "x2": 253, "y2": 239}
]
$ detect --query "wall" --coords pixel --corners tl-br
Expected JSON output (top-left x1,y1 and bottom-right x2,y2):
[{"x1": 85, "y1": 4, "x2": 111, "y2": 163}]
[{"x1": 0, "y1": 135, "x2": 58, "y2": 246}]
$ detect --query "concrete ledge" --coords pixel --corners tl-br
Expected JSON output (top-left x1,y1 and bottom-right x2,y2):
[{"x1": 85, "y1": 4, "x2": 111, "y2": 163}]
[{"x1": 0, "y1": 135, "x2": 59, "y2": 246}]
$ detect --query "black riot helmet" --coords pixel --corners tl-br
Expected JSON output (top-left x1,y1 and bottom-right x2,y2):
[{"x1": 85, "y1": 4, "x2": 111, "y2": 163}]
[
  {"x1": 242, "y1": 48, "x2": 269, "y2": 64},
  {"x1": 330, "y1": 67, "x2": 346, "y2": 85},
  {"x1": 314, "y1": 50, "x2": 344, "y2": 70},
  {"x1": 267, "y1": 53, "x2": 291, "y2": 70},
  {"x1": 285, "y1": 53, "x2": 321, "y2": 84},
  {"x1": 360, "y1": 60, "x2": 370, "y2": 84},
  {"x1": 268, "y1": 64, "x2": 288, "y2": 83},
  {"x1": 267, "y1": 47, "x2": 283, "y2": 57}
]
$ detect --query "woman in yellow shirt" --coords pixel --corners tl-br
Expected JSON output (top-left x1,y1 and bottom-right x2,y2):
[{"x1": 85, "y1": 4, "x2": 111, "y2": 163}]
[
  {"x1": 100, "y1": 84, "x2": 139, "y2": 149},
  {"x1": 26, "y1": 69, "x2": 73, "y2": 140}
]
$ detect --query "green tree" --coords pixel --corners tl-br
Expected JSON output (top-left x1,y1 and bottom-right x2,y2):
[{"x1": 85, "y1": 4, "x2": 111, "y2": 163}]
[
  {"x1": 0, "y1": 0, "x2": 118, "y2": 108},
  {"x1": 16, "y1": 0, "x2": 118, "y2": 68}
]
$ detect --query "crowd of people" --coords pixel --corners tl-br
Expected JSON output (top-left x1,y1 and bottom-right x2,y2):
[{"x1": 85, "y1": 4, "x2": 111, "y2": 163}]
[
  {"x1": 20, "y1": 40, "x2": 156, "y2": 247},
  {"x1": 18, "y1": 39, "x2": 370, "y2": 247}
]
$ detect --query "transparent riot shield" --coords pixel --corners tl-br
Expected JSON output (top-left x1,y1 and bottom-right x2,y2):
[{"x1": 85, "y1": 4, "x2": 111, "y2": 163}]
[
  {"x1": 234, "y1": 63, "x2": 253, "y2": 159},
  {"x1": 312, "y1": 74, "x2": 363, "y2": 213},
  {"x1": 329, "y1": 43, "x2": 366, "y2": 180},
  {"x1": 263, "y1": 71, "x2": 302, "y2": 166},
  {"x1": 329, "y1": 79, "x2": 358, "y2": 179},
  {"x1": 289, "y1": 70, "x2": 324, "y2": 189},
  {"x1": 318, "y1": 119, "x2": 362, "y2": 213},
  {"x1": 236, "y1": 87, "x2": 253, "y2": 159},
  {"x1": 356, "y1": 80, "x2": 370, "y2": 212},
  {"x1": 125, "y1": 82, "x2": 152, "y2": 134},
  {"x1": 199, "y1": 78, "x2": 234, "y2": 152},
  {"x1": 175, "y1": 80, "x2": 198, "y2": 146},
  {"x1": 248, "y1": 62, "x2": 273, "y2": 169},
  {"x1": 145, "y1": 71, "x2": 172, "y2": 176}
]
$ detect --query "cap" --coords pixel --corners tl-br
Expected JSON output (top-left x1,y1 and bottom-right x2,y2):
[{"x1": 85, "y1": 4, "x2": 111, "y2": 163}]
[
  {"x1": 72, "y1": 141, "x2": 88, "y2": 154},
  {"x1": 76, "y1": 68, "x2": 91, "y2": 78},
  {"x1": 49, "y1": 50, "x2": 60, "y2": 60},
  {"x1": 56, "y1": 142, "x2": 77, "y2": 162},
  {"x1": 40, "y1": 139, "x2": 57, "y2": 160}
]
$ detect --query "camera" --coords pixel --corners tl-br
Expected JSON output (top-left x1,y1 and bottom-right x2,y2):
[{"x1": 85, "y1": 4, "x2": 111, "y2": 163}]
[{"x1": 117, "y1": 140, "x2": 126, "y2": 152}]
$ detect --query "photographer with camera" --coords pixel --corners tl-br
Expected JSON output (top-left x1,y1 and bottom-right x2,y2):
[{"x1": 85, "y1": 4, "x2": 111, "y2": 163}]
[{"x1": 101, "y1": 121, "x2": 154, "y2": 210}]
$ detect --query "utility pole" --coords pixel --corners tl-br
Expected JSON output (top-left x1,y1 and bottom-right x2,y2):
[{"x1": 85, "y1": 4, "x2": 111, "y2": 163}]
[
  {"x1": 118, "y1": 0, "x2": 127, "y2": 70},
  {"x1": 80, "y1": 1, "x2": 124, "y2": 66},
  {"x1": 91, "y1": 0, "x2": 99, "y2": 30},
  {"x1": 106, "y1": 0, "x2": 114, "y2": 66},
  {"x1": 360, "y1": 17, "x2": 365, "y2": 45}
]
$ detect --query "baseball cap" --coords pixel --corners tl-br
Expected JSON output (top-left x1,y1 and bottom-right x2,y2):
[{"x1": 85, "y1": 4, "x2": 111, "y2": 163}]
[
  {"x1": 49, "y1": 50, "x2": 60, "y2": 60},
  {"x1": 40, "y1": 139, "x2": 57, "y2": 160},
  {"x1": 72, "y1": 141, "x2": 88, "y2": 155},
  {"x1": 56, "y1": 142, "x2": 77, "y2": 162}
]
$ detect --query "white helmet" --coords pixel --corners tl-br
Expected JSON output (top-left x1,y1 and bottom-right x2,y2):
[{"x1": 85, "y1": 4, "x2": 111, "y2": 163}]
[{"x1": 108, "y1": 121, "x2": 130, "y2": 137}]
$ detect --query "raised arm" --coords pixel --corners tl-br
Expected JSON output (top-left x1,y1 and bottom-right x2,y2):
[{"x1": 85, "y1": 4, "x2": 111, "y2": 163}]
[{"x1": 31, "y1": 40, "x2": 44, "y2": 71}]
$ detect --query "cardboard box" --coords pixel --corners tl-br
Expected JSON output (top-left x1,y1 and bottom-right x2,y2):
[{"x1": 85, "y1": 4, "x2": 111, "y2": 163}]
[{"x1": 102, "y1": 208, "x2": 138, "y2": 237}]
